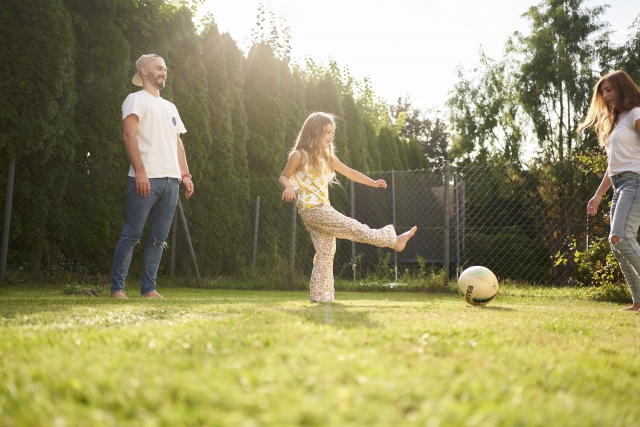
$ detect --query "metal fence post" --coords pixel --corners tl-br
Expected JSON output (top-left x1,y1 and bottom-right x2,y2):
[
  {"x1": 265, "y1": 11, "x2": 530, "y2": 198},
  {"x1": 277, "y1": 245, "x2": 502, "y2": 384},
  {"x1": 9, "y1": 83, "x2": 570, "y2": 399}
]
[
  {"x1": 252, "y1": 196, "x2": 260, "y2": 273},
  {"x1": 586, "y1": 212, "x2": 589, "y2": 251},
  {"x1": 177, "y1": 198, "x2": 201, "y2": 286},
  {"x1": 169, "y1": 211, "x2": 177, "y2": 276},
  {"x1": 351, "y1": 180, "x2": 356, "y2": 281},
  {"x1": 443, "y1": 161, "x2": 450, "y2": 287},
  {"x1": 454, "y1": 171, "x2": 460, "y2": 280},
  {"x1": 1, "y1": 157, "x2": 16, "y2": 279},
  {"x1": 391, "y1": 169, "x2": 398, "y2": 281},
  {"x1": 289, "y1": 199, "x2": 297, "y2": 283}
]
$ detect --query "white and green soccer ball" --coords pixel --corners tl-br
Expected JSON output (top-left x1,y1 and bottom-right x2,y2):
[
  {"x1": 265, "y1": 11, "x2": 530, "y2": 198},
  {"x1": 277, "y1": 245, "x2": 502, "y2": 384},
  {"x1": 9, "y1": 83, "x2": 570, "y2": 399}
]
[{"x1": 458, "y1": 266, "x2": 499, "y2": 306}]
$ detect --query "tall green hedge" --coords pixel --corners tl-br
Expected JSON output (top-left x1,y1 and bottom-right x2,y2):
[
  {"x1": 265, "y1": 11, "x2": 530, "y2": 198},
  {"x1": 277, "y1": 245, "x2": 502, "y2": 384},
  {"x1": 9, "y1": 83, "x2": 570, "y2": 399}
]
[
  {"x1": 0, "y1": 0, "x2": 78, "y2": 271},
  {"x1": 0, "y1": 0, "x2": 420, "y2": 278}
]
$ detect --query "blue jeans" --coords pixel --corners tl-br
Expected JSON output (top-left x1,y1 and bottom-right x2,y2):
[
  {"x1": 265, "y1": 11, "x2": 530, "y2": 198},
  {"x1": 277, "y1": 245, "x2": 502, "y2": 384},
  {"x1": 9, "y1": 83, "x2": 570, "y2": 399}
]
[
  {"x1": 610, "y1": 172, "x2": 640, "y2": 303},
  {"x1": 111, "y1": 177, "x2": 179, "y2": 295}
]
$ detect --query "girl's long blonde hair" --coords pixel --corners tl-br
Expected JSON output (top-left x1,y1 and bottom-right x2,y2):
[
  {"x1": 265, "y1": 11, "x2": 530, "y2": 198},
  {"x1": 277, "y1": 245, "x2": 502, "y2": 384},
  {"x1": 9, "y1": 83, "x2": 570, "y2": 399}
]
[
  {"x1": 289, "y1": 112, "x2": 337, "y2": 181},
  {"x1": 578, "y1": 70, "x2": 640, "y2": 146}
]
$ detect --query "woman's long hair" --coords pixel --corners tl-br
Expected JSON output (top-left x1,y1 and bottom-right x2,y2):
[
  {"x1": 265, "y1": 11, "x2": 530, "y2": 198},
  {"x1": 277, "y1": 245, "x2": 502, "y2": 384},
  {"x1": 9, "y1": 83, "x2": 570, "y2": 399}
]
[
  {"x1": 578, "y1": 70, "x2": 640, "y2": 146},
  {"x1": 289, "y1": 112, "x2": 337, "y2": 182}
]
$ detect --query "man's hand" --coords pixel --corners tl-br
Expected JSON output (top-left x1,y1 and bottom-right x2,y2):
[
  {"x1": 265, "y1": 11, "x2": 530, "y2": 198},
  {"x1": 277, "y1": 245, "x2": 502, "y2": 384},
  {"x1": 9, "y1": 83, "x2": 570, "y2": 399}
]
[
  {"x1": 183, "y1": 177, "x2": 194, "y2": 199},
  {"x1": 135, "y1": 170, "x2": 151, "y2": 197}
]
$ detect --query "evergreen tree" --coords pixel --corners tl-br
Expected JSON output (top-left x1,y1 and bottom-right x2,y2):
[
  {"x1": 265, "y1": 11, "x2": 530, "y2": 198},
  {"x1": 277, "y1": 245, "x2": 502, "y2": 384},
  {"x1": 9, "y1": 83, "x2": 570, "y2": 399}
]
[
  {"x1": 200, "y1": 22, "x2": 233, "y2": 181},
  {"x1": 407, "y1": 138, "x2": 428, "y2": 169},
  {"x1": 244, "y1": 43, "x2": 285, "y2": 179},
  {"x1": 362, "y1": 118, "x2": 381, "y2": 171},
  {"x1": 0, "y1": 0, "x2": 76, "y2": 164},
  {"x1": 396, "y1": 136, "x2": 410, "y2": 169},
  {"x1": 0, "y1": 0, "x2": 77, "y2": 271},
  {"x1": 168, "y1": 11, "x2": 224, "y2": 277},
  {"x1": 244, "y1": 43, "x2": 290, "y2": 279},
  {"x1": 169, "y1": 11, "x2": 213, "y2": 176},
  {"x1": 378, "y1": 127, "x2": 401, "y2": 171},
  {"x1": 61, "y1": 0, "x2": 132, "y2": 270},
  {"x1": 280, "y1": 63, "x2": 307, "y2": 155},
  {"x1": 221, "y1": 32, "x2": 251, "y2": 273},
  {"x1": 0, "y1": 0, "x2": 419, "y2": 277},
  {"x1": 64, "y1": 0, "x2": 130, "y2": 169},
  {"x1": 222, "y1": 33, "x2": 250, "y2": 182},
  {"x1": 341, "y1": 93, "x2": 369, "y2": 172},
  {"x1": 305, "y1": 75, "x2": 350, "y2": 165}
]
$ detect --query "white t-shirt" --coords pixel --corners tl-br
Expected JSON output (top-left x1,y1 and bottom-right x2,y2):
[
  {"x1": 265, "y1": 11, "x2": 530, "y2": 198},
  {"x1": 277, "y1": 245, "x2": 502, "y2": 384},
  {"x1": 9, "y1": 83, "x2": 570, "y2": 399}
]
[
  {"x1": 122, "y1": 90, "x2": 187, "y2": 178},
  {"x1": 605, "y1": 107, "x2": 640, "y2": 176}
]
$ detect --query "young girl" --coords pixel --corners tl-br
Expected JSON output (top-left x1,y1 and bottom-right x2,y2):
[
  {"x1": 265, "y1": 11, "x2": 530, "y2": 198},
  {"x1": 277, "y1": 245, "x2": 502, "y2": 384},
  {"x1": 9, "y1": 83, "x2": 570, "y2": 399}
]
[
  {"x1": 580, "y1": 70, "x2": 640, "y2": 312},
  {"x1": 279, "y1": 112, "x2": 417, "y2": 302}
]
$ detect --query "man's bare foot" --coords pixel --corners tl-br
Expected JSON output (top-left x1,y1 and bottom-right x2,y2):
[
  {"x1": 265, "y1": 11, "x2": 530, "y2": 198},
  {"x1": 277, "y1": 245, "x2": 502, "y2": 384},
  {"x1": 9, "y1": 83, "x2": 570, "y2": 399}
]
[
  {"x1": 110, "y1": 290, "x2": 128, "y2": 299},
  {"x1": 619, "y1": 302, "x2": 640, "y2": 311},
  {"x1": 141, "y1": 290, "x2": 164, "y2": 299},
  {"x1": 395, "y1": 226, "x2": 417, "y2": 252}
]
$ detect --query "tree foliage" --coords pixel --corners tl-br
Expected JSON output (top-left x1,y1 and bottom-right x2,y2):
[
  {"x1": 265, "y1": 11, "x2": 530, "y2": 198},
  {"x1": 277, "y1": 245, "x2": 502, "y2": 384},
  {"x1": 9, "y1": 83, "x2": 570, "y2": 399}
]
[
  {"x1": 513, "y1": 0, "x2": 608, "y2": 160},
  {"x1": 0, "y1": 0, "x2": 77, "y2": 164},
  {"x1": 16, "y1": 0, "x2": 638, "y2": 282},
  {"x1": 616, "y1": 14, "x2": 640, "y2": 84},
  {"x1": 391, "y1": 97, "x2": 448, "y2": 168},
  {"x1": 244, "y1": 43, "x2": 285, "y2": 179},
  {"x1": 447, "y1": 54, "x2": 525, "y2": 164},
  {"x1": 444, "y1": 0, "x2": 636, "y2": 165}
]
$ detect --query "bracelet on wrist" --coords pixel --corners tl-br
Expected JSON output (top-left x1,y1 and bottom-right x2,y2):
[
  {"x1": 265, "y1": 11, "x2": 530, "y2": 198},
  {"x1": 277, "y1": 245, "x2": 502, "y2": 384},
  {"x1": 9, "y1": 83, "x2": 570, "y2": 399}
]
[{"x1": 182, "y1": 173, "x2": 192, "y2": 180}]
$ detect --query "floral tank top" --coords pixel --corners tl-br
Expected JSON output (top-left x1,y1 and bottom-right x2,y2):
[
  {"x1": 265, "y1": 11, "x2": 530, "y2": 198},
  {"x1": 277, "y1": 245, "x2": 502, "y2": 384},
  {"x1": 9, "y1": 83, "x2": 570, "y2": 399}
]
[{"x1": 295, "y1": 150, "x2": 330, "y2": 211}]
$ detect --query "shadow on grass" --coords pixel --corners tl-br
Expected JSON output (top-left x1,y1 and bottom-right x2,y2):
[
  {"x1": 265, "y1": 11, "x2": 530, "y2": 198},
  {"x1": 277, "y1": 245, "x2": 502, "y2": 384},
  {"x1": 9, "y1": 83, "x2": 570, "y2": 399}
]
[
  {"x1": 0, "y1": 285, "x2": 305, "y2": 320},
  {"x1": 471, "y1": 305, "x2": 515, "y2": 312},
  {"x1": 284, "y1": 303, "x2": 381, "y2": 329}
]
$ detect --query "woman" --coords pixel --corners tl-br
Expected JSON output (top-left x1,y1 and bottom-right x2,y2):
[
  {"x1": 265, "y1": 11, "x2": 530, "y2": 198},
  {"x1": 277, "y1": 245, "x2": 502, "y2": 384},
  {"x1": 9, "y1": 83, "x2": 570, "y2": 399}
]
[{"x1": 580, "y1": 70, "x2": 640, "y2": 311}]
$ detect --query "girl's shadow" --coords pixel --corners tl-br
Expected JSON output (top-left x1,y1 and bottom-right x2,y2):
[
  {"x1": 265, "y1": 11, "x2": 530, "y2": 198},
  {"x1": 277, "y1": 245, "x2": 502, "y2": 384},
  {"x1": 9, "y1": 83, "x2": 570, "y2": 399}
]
[{"x1": 286, "y1": 303, "x2": 381, "y2": 329}]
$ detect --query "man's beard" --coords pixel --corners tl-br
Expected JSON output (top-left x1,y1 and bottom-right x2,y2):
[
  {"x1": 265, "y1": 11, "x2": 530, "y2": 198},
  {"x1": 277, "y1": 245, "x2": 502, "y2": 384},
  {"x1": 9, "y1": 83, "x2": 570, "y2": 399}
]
[{"x1": 153, "y1": 77, "x2": 166, "y2": 89}]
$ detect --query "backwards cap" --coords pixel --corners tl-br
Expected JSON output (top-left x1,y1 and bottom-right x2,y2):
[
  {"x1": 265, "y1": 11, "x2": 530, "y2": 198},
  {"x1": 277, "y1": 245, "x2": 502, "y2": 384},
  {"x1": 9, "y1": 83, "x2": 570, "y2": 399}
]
[{"x1": 132, "y1": 54, "x2": 165, "y2": 86}]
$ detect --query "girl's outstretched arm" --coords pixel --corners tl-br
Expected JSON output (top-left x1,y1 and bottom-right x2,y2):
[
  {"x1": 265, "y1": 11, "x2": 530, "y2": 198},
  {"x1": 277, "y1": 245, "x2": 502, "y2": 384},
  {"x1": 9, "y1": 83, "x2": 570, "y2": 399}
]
[
  {"x1": 332, "y1": 157, "x2": 387, "y2": 189},
  {"x1": 279, "y1": 150, "x2": 303, "y2": 201}
]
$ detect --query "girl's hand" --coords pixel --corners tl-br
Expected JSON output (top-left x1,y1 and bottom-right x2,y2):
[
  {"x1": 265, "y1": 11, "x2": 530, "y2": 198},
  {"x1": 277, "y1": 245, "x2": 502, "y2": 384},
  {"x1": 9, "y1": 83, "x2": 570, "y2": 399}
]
[
  {"x1": 282, "y1": 186, "x2": 297, "y2": 202},
  {"x1": 372, "y1": 179, "x2": 387, "y2": 189}
]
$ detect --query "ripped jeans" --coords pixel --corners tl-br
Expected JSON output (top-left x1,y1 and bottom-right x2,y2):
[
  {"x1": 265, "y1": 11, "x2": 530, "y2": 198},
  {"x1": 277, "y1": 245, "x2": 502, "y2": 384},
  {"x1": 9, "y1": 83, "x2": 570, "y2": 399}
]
[
  {"x1": 610, "y1": 171, "x2": 640, "y2": 303},
  {"x1": 111, "y1": 177, "x2": 179, "y2": 295}
]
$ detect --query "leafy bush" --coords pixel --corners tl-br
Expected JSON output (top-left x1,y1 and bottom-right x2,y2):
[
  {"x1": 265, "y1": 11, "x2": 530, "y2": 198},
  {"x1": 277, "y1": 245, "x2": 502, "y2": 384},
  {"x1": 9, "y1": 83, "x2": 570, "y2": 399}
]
[
  {"x1": 566, "y1": 236, "x2": 631, "y2": 303},
  {"x1": 570, "y1": 237, "x2": 623, "y2": 286}
]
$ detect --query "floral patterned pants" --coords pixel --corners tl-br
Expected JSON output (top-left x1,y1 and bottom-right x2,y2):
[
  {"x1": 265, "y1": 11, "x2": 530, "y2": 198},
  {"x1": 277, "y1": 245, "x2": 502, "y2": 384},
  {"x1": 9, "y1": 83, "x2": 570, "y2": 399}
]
[{"x1": 299, "y1": 204, "x2": 396, "y2": 302}]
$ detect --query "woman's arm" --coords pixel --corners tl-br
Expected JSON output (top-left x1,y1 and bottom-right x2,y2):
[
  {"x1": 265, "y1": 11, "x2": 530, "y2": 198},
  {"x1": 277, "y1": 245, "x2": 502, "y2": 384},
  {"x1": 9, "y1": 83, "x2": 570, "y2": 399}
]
[
  {"x1": 279, "y1": 150, "x2": 302, "y2": 201},
  {"x1": 587, "y1": 167, "x2": 611, "y2": 216},
  {"x1": 332, "y1": 156, "x2": 387, "y2": 189}
]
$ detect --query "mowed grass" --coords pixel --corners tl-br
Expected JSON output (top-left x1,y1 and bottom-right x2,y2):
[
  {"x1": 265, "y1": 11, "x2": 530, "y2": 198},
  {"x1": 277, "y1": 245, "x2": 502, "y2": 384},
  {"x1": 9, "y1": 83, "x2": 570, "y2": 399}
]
[{"x1": 0, "y1": 286, "x2": 639, "y2": 427}]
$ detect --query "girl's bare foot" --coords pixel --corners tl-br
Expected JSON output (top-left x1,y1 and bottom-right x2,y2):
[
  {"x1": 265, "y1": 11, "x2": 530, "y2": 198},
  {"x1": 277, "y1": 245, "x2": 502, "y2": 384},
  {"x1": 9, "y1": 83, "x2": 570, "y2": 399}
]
[
  {"x1": 395, "y1": 226, "x2": 417, "y2": 252},
  {"x1": 619, "y1": 302, "x2": 640, "y2": 311}
]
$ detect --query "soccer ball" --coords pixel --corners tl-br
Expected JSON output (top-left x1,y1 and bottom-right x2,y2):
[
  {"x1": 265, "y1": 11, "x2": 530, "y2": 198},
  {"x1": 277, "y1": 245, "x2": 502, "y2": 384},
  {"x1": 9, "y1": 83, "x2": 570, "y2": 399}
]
[{"x1": 458, "y1": 266, "x2": 499, "y2": 306}]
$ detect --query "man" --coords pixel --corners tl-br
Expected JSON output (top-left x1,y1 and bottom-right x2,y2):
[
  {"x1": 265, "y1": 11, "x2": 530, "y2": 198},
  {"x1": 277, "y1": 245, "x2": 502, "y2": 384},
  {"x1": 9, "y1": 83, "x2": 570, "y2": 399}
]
[{"x1": 110, "y1": 54, "x2": 194, "y2": 299}]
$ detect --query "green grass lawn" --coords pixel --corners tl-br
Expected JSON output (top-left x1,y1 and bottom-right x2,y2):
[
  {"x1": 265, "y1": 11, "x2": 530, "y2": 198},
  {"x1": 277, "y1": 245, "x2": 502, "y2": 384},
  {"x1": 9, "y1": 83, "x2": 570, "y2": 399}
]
[{"x1": 0, "y1": 285, "x2": 639, "y2": 427}]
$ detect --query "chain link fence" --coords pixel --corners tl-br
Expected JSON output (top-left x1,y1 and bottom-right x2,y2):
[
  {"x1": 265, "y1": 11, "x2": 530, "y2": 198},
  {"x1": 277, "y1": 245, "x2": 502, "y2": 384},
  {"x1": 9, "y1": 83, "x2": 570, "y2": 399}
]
[{"x1": 0, "y1": 160, "x2": 618, "y2": 294}]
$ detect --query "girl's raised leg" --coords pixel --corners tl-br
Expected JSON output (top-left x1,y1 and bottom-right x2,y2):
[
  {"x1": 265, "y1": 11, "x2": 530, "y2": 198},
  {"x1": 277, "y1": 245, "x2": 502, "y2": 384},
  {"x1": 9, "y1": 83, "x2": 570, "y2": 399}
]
[{"x1": 394, "y1": 226, "x2": 418, "y2": 252}]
